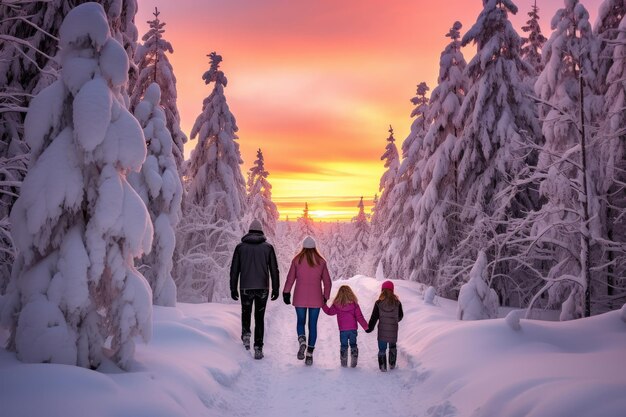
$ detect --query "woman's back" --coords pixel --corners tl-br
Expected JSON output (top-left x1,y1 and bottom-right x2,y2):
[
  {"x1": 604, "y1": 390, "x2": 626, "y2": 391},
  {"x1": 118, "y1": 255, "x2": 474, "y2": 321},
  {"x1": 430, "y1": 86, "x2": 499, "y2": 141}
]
[{"x1": 284, "y1": 250, "x2": 331, "y2": 308}]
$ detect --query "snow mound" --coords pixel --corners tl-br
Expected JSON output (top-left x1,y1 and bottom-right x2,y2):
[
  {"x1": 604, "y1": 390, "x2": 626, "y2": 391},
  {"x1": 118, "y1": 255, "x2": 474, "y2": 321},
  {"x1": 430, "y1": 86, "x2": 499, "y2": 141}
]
[
  {"x1": 504, "y1": 309, "x2": 523, "y2": 331},
  {"x1": 424, "y1": 286, "x2": 436, "y2": 305},
  {"x1": 457, "y1": 251, "x2": 499, "y2": 320}
]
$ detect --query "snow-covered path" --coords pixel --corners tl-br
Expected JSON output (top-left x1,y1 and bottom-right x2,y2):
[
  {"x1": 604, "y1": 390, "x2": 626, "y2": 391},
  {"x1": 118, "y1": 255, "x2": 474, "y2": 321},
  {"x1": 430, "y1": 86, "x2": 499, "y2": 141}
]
[
  {"x1": 2, "y1": 276, "x2": 625, "y2": 417},
  {"x1": 226, "y1": 300, "x2": 427, "y2": 417}
]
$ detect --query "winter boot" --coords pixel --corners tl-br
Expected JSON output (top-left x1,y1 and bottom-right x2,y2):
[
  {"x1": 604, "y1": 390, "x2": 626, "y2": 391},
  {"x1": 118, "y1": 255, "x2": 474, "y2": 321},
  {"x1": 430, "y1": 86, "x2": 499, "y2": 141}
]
[
  {"x1": 378, "y1": 354, "x2": 387, "y2": 372},
  {"x1": 340, "y1": 348, "x2": 348, "y2": 367},
  {"x1": 297, "y1": 335, "x2": 307, "y2": 360},
  {"x1": 242, "y1": 332, "x2": 251, "y2": 351},
  {"x1": 350, "y1": 347, "x2": 359, "y2": 368},
  {"x1": 389, "y1": 347, "x2": 397, "y2": 370},
  {"x1": 254, "y1": 346, "x2": 264, "y2": 360},
  {"x1": 305, "y1": 346, "x2": 315, "y2": 366}
]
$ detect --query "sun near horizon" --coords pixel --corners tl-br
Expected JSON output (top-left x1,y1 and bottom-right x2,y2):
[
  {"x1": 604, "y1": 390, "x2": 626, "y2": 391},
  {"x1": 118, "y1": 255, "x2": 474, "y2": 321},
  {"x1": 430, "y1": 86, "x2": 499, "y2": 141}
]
[{"x1": 136, "y1": 0, "x2": 603, "y2": 221}]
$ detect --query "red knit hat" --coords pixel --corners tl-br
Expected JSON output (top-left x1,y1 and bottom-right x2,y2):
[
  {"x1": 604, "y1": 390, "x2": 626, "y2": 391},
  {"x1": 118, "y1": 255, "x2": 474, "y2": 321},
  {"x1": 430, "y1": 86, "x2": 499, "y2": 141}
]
[{"x1": 382, "y1": 280, "x2": 394, "y2": 292}]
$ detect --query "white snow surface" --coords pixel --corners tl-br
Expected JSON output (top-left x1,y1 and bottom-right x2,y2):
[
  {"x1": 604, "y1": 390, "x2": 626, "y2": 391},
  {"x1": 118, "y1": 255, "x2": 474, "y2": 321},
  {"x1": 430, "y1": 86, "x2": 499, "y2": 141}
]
[{"x1": 1, "y1": 276, "x2": 625, "y2": 417}]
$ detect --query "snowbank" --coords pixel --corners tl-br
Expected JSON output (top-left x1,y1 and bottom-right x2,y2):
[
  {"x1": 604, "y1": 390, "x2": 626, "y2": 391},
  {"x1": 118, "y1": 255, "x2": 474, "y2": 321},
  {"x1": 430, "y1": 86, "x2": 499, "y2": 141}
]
[
  {"x1": 0, "y1": 304, "x2": 247, "y2": 417},
  {"x1": 1, "y1": 276, "x2": 624, "y2": 417},
  {"x1": 389, "y1": 279, "x2": 626, "y2": 417}
]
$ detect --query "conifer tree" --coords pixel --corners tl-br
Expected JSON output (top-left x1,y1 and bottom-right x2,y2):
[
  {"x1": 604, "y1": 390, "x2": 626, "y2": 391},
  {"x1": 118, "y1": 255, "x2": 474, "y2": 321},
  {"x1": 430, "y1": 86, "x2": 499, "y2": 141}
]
[
  {"x1": 130, "y1": 7, "x2": 187, "y2": 172},
  {"x1": 175, "y1": 52, "x2": 246, "y2": 302},
  {"x1": 129, "y1": 83, "x2": 183, "y2": 307},
  {"x1": 246, "y1": 148, "x2": 279, "y2": 240},
  {"x1": 520, "y1": 0, "x2": 547, "y2": 76},
  {"x1": 0, "y1": 0, "x2": 140, "y2": 292},
  {"x1": 370, "y1": 126, "x2": 399, "y2": 274},
  {"x1": 327, "y1": 222, "x2": 351, "y2": 280},
  {"x1": 350, "y1": 197, "x2": 370, "y2": 276},
  {"x1": 598, "y1": 7, "x2": 626, "y2": 309},
  {"x1": 410, "y1": 22, "x2": 468, "y2": 287},
  {"x1": 297, "y1": 202, "x2": 315, "y2": 240},
  {"x1": 1, "y1": 3, "x2": 152, "y2": 369},
  {"x1": 532, "y1": 0, "x2": 603, "y2": 319},
  {"x1": 383, "y1": 82, "x2": 430, "y2": 281},
  {"x1": 594, "y1": 0, "x2": 626, "y2": 92},
  {"x1": 445, "y1": 0, "x2": 541, "y2": 296}
]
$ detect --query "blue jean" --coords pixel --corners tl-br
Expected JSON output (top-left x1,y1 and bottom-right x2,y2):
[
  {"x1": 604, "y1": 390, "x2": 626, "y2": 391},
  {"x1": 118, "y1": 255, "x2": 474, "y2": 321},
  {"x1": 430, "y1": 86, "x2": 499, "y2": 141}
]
[
  {"x1": 378, "y1": 340, "x2": 397, "y2": 356},
  {"x1": 295, "y1": 307, "x2": 320, "y2": 347},
  {"x1": 339, "y1": 330, "x2": 358, "y2": 351}
]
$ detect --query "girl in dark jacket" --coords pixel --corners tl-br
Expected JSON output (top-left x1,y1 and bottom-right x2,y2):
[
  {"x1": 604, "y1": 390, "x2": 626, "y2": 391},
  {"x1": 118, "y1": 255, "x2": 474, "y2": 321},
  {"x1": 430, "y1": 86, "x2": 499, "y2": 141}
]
[{"x1": 366, "y1": 280, "x2": 403, "y2": 372}]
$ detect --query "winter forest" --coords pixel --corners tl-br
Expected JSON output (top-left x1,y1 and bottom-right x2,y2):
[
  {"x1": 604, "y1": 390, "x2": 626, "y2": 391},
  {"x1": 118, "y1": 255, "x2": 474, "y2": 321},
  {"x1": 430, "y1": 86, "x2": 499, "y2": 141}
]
[{"x1": 0, "y1": 0, "x2": 625, "y2": 416}]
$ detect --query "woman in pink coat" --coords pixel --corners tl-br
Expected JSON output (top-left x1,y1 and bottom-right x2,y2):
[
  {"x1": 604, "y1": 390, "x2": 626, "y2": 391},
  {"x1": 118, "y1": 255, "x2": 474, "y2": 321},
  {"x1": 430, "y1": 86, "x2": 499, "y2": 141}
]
[{"x1": 282, "y1": 236, "x2": 332, "y2": 366}]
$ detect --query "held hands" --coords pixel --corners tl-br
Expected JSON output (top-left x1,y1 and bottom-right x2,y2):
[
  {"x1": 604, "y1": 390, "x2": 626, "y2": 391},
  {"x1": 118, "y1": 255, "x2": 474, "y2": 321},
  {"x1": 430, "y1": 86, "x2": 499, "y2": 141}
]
[
  {"x1": 283, "y1": 292, "x2": 291, "y2": 305},
  {"x1": 271, "y1": 290, "x2": 279, "y2": 301},
  {"x1": 230, "y1": 289, "x2": 239, "y2": 301},
  {"x1": 365, "y1": 327, "x2": 373, "y2": 333}
]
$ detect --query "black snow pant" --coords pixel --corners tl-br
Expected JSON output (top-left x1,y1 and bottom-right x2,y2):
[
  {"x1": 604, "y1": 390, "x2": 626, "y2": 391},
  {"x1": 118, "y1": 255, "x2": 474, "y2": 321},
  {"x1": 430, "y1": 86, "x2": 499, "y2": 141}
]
[{"x1": 241, "y1": 289, "x2": 269, "y2": 348}]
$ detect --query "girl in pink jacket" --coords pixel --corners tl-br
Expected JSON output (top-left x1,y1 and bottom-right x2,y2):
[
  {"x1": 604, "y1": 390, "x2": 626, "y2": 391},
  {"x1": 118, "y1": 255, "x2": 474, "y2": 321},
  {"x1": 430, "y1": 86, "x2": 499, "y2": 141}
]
[
  {"x1": 283, "y1": 236, "x2": 332, "y2": 366},
  {"x1": 322, "y1": 285, "x2": 369, "y2": 368}
]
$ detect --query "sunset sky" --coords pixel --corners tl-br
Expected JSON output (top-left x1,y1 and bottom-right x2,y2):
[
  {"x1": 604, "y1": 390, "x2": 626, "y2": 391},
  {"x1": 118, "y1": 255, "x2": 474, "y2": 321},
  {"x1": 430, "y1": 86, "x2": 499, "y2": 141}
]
[{"x1": 136, "y1": 0, "x2": 602, "y2": 221}]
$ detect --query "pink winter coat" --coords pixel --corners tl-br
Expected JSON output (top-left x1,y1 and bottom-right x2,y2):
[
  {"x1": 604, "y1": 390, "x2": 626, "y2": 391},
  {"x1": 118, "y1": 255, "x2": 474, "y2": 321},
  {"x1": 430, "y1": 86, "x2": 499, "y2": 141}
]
[
  {"x1": 283, "y1": 257, "x2": 332, "y2": 308},
  {"x1": 322, "y1": 302, "x2": 369, "y2": 332}
]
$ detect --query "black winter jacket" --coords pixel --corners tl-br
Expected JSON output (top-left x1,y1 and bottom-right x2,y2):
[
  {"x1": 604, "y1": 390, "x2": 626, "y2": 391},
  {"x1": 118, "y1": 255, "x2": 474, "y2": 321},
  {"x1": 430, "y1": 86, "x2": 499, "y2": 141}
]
[{"x1": 229, "y1": 231, "x2": 280, "y2": 293}]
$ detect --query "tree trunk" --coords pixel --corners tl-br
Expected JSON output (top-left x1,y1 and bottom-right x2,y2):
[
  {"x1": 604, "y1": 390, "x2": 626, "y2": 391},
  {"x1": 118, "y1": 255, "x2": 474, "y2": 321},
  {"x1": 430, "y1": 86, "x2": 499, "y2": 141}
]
[{"x1": 578, "y1": 72, "x2": 592, "y2": 318}]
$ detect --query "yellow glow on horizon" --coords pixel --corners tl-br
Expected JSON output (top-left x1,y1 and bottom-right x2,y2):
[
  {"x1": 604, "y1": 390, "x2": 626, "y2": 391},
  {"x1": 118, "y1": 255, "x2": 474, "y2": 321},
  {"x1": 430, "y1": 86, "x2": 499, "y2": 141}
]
[{"x1": 269, "y1": 159, "x2": 382, "y2": 221}]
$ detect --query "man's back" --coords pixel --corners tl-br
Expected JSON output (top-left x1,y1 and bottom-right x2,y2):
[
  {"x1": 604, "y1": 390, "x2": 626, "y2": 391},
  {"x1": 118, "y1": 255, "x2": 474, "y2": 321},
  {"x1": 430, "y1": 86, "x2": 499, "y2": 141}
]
[{"x1": 231, "y1": 231, "x2": 279, "y2": 291}]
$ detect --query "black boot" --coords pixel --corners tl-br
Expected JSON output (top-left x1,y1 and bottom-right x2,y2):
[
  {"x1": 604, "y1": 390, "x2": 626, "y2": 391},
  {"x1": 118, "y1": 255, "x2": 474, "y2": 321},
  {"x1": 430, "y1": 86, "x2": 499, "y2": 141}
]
[
  {"x1": 378, "y1": 354, "x2": 387, "y2": 372},
  {"x1": 305, "y1": 346, "x2": 314, "y2": 366},
  {"x1": 389, "y1": 347, "x2": 397, "y2": 370},
  {"x1": 340, "y1": 348, "x2": 348, "y2": 367},
  {"x1": 254, "y1": 346, "x2": 263, "y2": 360},
  {"x1": 350, "y1": 347, "x2": 358, "y2": 368},
  {"x1": 297, "y1": 335, "x2": 307, "y2": 360},
  {"x1": 241, "y1": 332, "x2": 251, "y2": 350}
]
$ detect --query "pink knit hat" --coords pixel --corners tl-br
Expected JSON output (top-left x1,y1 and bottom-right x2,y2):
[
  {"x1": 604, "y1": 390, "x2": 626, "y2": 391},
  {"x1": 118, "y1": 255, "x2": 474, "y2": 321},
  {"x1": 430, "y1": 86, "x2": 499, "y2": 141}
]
[{"x1": 382, "y1": 280, "x2": 394, "y2": 292}]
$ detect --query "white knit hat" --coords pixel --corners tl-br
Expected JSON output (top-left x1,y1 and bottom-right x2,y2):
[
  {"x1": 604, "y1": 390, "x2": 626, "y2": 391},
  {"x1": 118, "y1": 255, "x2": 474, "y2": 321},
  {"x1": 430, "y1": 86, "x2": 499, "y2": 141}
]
[
  {"x1": 303, "y1": 236, "x2": 316, "y2": 249},
  {"x1": 249, "y1": 219, "x2": 263, "y2": 232}
]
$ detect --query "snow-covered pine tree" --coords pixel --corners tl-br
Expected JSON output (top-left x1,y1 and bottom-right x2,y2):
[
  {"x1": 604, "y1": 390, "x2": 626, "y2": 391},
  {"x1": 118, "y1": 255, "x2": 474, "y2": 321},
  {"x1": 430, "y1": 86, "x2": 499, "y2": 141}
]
[
  {"x1": 598, "y1": 6, "x2": 626, "y2": 310},
  {"x1": 175, "y1": 52, "x2": 246, "y2": 302},
  {"x1": 0, "y1": 0, "x2": 138, "y2": 150},
  {"x1": 1, "y1": 3, "x2": 152, "y2": 369},
  {"x1": 410, "y1": 22, "x2": 468, "y2": 288},
  {"x1": 382, "y1": 82, "x2": 430, "y2": 281},
  {"x1": 246, "y1": 148, "x2": 279, "y2": 240},
  {"x1": 520, "y1": 0, "x2": 547, "y2": 76},
  {"x1": 349, "y1": 197, "x2": 370, "y2": 276},
  {"x1": 369, "y1": 126, "x2": 399, "y2": 275},
  {"x1": 128, "y1": 83, "x2": 183, "y2": 307},
  {"x1": 370, "y1": 193, "x2": 379, "y2": 223},
  {"x1": 327, "y1": 222, "x2": 352, "y2": 280},
  {"x1": 0, "y1": 0, "x2": 140, "y2": 295},
  {"x1": 130, "y1": 7, "x2": 187, "y2": 173},
  {"x1": 594, "y1": 0, "x2": 626, "y2": 93},
  {"x1": 296, "y1": 202, "x2": 315, "y2": 240},
  {"x1": 532, "y1": 0, "x2": 602, "y2": 319},
  {"x1": 447, "y1": 0, "x2": 542, "y2": 297}
]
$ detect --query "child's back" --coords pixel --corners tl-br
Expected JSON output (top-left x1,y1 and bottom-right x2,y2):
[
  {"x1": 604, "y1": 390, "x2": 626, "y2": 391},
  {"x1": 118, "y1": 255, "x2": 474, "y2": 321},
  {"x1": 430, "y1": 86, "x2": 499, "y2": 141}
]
[
  {"x1": 322, "y1": 285, "x2": 369, "y2": 367},
  {"x1": 322, "y1": 301, "x2": 369, "y2": 331},
  {"x1": 366, "y1": 280, "x2": 403, "y2": 372}
]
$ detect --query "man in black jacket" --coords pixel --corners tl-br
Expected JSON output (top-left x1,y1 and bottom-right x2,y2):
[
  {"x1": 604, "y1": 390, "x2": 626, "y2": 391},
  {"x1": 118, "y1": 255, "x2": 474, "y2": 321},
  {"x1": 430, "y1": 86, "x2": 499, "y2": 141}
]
[{"x1": 230, "y1": 219, "x2": 280, "y2": 359}]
